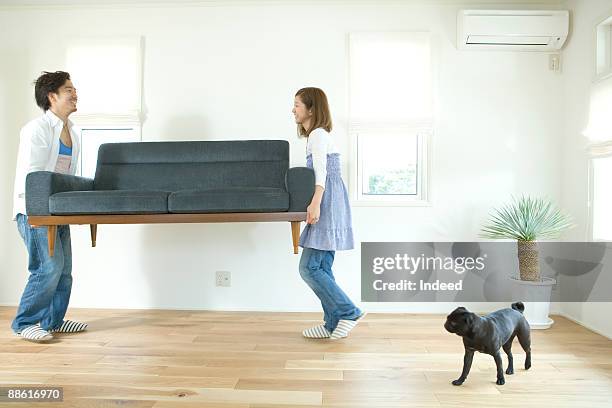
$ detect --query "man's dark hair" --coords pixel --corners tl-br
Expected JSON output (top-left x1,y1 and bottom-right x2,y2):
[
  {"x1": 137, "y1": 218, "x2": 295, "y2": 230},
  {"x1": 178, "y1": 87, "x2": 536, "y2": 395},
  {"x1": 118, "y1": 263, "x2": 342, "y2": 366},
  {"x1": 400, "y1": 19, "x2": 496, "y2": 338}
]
[{"x1": 34, "y1": 71, "x2": 71, "y2": 111}]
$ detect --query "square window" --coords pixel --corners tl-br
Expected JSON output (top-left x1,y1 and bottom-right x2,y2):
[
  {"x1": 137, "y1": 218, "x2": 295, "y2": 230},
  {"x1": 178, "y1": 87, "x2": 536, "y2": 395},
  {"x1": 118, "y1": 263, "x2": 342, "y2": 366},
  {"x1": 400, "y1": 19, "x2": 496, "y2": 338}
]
[{"x1": 359, "y1": 132, "x2": 418, "y2": 196}]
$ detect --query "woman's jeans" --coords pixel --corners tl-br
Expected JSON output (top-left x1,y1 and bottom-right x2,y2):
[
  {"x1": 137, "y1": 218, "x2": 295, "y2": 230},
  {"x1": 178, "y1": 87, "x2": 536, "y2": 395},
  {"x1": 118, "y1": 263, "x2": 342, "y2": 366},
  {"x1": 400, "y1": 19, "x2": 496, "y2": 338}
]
[
  {"x1": 299, "y1": 247, "x2": 362, "y2": 332},
  {"x1": 11, "y1": 214, "x2": 72, "y2": 333}
]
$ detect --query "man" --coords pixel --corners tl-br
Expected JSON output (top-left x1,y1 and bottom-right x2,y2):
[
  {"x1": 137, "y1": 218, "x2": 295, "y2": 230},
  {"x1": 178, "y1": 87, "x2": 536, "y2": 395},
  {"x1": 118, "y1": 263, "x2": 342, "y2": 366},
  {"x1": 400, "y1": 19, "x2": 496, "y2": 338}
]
[{"x1": 12, "y1": 71, "x2": 88, "y2": 342}]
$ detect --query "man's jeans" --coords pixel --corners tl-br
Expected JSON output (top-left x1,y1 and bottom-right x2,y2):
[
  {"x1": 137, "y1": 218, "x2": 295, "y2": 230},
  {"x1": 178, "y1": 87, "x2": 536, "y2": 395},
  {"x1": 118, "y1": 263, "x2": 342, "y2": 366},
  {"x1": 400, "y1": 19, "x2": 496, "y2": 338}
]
[
  {"x1": 11, "y1": 214, "x2": 72, "y2": 333},
  {"x1": 299, "y1": 247, "x2": 362, "y2": 333}
]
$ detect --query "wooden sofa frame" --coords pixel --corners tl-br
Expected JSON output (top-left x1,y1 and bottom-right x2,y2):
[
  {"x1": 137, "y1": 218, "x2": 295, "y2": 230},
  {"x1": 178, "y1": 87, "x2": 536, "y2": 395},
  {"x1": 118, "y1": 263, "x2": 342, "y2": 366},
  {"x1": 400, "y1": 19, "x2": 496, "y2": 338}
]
[{"x1": 28, "y1": 212, "x2": 306, "y2": 257}]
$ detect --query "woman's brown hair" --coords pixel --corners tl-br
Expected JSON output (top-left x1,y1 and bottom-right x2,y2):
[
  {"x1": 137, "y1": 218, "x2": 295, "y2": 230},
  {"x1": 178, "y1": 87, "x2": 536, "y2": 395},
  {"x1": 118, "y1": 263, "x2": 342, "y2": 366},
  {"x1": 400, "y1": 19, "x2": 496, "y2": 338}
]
[{"x1": 295, "y1": 87, "x2": 333, "y2": 137}]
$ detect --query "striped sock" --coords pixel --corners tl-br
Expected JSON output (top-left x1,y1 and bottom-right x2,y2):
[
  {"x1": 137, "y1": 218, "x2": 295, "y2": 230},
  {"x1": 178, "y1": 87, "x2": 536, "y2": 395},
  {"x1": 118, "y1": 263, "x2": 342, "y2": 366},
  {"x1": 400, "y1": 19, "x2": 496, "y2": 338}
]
[
  {"x1": 17, "y1": 324, "x2": 53, "y2": 342},
  {"x1": 302, "y1": 324, "x2": 331, "y2": 339},
  {"x1": 330, "y1": 312, "x2": 367, "y2": 340},
  {"x1": 51, "y1": 320, "x2": 88, "y2": 334}
]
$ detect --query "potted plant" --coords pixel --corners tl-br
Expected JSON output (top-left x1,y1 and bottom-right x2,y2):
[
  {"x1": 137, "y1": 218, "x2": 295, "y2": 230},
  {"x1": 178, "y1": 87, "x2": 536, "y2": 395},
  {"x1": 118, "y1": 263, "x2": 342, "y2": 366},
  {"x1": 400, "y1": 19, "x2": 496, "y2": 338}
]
[{"x1": 480, "y1": 196, "x2": 573, "y2": 328}]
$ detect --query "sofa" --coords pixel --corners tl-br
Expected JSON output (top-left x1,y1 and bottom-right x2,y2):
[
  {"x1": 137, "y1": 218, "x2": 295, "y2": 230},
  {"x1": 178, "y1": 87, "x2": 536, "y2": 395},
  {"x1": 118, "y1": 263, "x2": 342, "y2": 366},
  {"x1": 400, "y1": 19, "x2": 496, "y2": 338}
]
[{"x1": 25, "y1": 140, "x2": 315, "y2": 256}]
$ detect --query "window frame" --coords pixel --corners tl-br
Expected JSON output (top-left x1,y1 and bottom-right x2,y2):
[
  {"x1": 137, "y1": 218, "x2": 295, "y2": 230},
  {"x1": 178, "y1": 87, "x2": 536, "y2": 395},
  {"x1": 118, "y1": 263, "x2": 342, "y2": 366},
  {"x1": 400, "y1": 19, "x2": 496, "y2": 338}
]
[
  {"x1": 349, "y1": 125, "x2": 431, "y2": 207},
  {"x1": 587, "y1": 144, "x2": 612, "y2": 242},
  {"x1": 596, "y1": 13, "x2": 612, "y2": 80},
  {"x1": 76, "y1": 125, "x2": 142, "y2": 178}
]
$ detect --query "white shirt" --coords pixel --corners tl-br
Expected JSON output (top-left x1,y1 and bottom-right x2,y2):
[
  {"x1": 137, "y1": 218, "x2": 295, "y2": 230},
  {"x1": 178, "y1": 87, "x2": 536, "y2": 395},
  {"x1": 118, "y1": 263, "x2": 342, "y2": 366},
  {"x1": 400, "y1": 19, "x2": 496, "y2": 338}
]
[
  {"x1": 306, "y1": 127, "x2": 340, "y2": 189},
  {"x1": 12, "y1": 110, "x2": 80, "y2": 220}
]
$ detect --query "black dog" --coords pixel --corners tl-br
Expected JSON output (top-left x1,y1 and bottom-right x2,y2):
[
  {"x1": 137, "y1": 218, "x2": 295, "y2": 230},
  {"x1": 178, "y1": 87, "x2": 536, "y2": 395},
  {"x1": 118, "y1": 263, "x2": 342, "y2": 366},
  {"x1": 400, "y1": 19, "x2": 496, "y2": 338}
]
[{"x1": 444, "y1": 302, "x2": 531, "y2": 385}]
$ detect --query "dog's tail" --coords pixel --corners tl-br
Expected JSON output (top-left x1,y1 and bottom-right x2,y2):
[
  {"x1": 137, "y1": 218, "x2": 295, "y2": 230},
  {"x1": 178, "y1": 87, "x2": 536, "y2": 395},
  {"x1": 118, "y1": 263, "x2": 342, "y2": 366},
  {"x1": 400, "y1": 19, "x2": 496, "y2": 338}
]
[{"x1": 511, "y1": 302, "x2": 525, "y2": 314}]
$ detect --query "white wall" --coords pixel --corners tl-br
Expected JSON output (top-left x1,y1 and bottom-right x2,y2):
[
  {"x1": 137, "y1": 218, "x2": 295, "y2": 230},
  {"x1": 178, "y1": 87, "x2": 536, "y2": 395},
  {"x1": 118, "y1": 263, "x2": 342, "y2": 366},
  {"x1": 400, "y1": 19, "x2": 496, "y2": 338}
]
[
  {"x1": 0, "y1": 32, "x2": 34, "y2": 311},
  {"x1": 560, "y1": 0, "x2": 612, "y2": 339},
  {"x1": 1, "y1": 1, "x2": 567, "y2": 316}
]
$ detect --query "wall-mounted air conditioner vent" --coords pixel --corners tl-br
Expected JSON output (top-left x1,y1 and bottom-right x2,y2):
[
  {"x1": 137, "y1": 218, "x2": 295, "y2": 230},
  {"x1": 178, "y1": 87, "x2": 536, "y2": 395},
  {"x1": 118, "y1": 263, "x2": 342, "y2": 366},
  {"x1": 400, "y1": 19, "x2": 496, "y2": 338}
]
[{"x1": 458, "y1": 10, "x2": 569, "y2": 51}]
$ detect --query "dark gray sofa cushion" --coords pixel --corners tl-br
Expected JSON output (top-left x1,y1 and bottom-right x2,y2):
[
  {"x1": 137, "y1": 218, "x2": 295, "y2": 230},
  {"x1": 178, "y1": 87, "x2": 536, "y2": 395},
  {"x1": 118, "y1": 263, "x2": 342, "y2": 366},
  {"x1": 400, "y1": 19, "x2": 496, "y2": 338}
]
[
  {"x1": 49, "y1": 190, "x2": 169, "y2": 215},
  {"x1": 169, "y1": 187, "x2": 289, "y2": 213},
  {"x1": 94, "y1": 140, "x2": 289, "y2": 192}
]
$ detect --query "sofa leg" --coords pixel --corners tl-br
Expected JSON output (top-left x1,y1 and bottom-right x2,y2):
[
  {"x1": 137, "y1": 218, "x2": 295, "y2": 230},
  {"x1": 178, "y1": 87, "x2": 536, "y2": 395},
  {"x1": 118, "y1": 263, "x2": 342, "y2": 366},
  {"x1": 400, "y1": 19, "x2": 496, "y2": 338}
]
[
  {"x1": 291, "y1": 221, "x2": 300, "y2": 254},
  {"x1": 90, "y1": 224, "x2": 97, "y2": 247},
  {"x1": 47, "y1": 225, "x2": 57, "y2": 257}
]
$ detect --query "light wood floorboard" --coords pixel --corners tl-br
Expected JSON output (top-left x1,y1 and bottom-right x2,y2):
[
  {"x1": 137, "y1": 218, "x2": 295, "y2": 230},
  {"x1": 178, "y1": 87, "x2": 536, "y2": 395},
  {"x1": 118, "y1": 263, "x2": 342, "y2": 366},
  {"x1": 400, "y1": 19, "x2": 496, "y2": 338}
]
[{"x1": 1, "y1": 307, "x2": 611, "y2": 407}]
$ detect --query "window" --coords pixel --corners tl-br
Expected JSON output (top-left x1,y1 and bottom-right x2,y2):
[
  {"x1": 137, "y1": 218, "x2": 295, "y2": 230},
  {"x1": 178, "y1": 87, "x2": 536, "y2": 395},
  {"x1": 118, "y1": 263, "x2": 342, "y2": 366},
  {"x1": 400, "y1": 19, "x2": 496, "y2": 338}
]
[
  {"x1": 357, "y1": 128, "x2": 428, "y2": 199},
  {"x1": 584, "y1": 76, "x2": 612, "y2": 144},
  {"x1": 79, "y1": 128, "x2": 140, "y2": 178},
  {"x1": 587, "y1": 14, "x2": 612, "y2": 241},
  {"x1": 349, "y1": 32, "x2": 433, "y2": 205},
  {"x1": 596, "y1": 15, "x2": 612, "y2": 79},
  {"x1": 588, "y1": 13, "x2": 612, "y2": 144},
  {"x1": 66, "y1": 36, "x2": 143, "y2": 177}
]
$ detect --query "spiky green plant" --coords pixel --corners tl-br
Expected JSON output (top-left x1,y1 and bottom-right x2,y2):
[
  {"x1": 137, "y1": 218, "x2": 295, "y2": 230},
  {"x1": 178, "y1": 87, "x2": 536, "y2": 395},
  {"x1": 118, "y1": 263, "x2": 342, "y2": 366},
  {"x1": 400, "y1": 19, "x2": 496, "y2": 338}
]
[{"x1": 480, "y1": 196, "x2": 573, "y2": 241}]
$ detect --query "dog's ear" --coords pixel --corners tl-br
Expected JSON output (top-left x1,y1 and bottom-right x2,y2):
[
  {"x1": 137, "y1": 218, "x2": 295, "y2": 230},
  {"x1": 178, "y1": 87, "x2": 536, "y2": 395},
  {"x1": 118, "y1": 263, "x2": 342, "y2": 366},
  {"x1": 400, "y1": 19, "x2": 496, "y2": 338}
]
[{"x1": 450, "y1": 307, "x2": 466, "y2": 315}]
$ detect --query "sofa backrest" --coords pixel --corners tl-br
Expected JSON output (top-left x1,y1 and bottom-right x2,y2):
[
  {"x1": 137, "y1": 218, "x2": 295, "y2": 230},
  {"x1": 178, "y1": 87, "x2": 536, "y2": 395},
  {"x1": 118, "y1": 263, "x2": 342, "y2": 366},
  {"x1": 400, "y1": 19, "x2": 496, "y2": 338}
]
[{"x1": 94, "y1": 140, "x2": 289, "y2": 191}]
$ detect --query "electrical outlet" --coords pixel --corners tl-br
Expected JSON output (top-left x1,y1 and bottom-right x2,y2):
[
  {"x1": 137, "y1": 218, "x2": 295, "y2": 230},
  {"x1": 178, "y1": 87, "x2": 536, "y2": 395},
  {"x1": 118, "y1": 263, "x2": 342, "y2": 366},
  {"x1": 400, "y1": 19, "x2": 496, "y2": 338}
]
[{"x1": 216, "y1": 271, "x2": 231, "y2": 287}]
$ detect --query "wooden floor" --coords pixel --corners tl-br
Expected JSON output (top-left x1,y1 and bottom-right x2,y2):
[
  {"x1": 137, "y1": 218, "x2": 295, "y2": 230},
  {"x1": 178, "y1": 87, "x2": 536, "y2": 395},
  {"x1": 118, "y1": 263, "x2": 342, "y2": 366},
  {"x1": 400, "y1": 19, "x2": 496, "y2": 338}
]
[{"x1": 1, "y1": 307, "x2": 611, "y2": 408}]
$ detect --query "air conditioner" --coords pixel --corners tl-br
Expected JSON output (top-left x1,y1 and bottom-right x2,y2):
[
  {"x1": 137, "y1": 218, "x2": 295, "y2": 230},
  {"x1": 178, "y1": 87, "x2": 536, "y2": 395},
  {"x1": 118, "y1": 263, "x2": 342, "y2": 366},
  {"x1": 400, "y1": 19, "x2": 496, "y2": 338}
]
[{"x1": 458, "y1": 10, "x2": 569, "y2": 51}]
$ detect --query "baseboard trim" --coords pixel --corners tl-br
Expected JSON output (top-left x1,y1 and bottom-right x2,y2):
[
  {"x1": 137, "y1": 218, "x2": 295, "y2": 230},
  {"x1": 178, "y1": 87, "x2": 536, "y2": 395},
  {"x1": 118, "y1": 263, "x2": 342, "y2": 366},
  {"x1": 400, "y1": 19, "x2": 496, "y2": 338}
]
[{"x1": 559, "y1": 312, "x2": 612, "y2": 340}]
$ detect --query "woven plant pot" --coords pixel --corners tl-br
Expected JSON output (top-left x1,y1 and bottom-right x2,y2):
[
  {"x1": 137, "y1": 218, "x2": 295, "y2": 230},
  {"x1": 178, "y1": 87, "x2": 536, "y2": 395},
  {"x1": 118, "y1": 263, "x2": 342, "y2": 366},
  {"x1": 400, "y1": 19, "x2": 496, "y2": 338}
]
[{"x1": 517, "y1": 240, "x2": 540, "y2": 281}]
